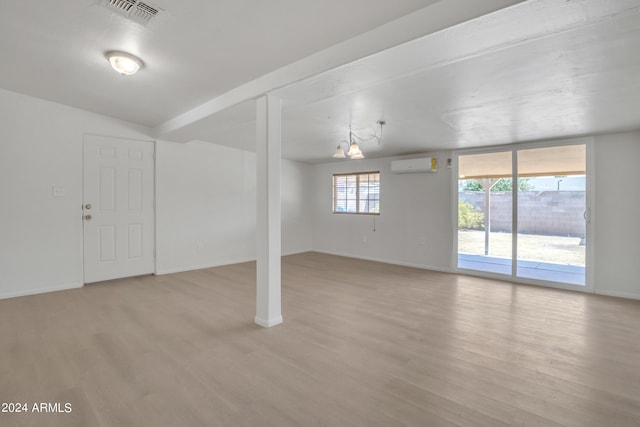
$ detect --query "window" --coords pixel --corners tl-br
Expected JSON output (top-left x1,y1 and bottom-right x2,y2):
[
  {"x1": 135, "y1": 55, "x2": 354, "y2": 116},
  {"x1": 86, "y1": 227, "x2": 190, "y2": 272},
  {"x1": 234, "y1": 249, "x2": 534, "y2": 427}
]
[{"x1": 333, "y1": 171, "x2": 380, "y2": 214}]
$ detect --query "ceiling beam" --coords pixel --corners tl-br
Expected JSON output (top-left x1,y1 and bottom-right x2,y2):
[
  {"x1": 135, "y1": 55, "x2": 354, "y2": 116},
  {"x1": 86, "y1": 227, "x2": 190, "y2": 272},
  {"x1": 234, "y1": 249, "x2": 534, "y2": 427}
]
[{"x1": 152, "y1": 0, "x2": 524, "y2": 141}]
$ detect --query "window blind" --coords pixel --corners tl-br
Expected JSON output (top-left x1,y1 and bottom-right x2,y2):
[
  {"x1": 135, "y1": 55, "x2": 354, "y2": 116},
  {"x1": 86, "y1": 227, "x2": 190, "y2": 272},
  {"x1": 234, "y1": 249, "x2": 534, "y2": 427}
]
[{"x1": 333, "y1": 171, "x2": 380, "y2": 214}]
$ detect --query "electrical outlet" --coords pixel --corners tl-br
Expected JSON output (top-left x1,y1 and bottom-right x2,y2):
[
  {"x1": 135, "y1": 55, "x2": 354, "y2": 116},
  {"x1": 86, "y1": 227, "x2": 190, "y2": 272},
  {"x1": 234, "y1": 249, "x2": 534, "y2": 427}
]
[
  {"x1": 362, "y1": 235, "x2": 367, "y2": 243},
  {"x1": 418, "y1": 237, "x2": 426, "y2": 246}
]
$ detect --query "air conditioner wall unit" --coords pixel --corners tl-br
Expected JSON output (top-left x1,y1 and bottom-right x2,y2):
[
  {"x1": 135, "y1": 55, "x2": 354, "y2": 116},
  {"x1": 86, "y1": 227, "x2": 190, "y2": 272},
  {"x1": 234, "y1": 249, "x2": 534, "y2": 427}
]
[{"x1": 391, "y1": 157, "x2": 437, "y2": 173}]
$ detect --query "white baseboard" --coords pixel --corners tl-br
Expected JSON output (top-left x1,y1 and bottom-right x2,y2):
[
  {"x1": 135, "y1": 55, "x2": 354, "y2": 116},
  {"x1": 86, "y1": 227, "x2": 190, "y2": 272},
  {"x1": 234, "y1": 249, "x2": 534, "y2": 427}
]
[
  {"x1": 311, "y1": 249, "x2": 451, "y2": 273},
  {"x1": 594, "y1": 289, "x2": 640, "y2": 300},
  {"x1": 156, "y1": 257, "x2": 256, "y2": 275},
  {"x1": 156, "y1": 249, "x2": 312, "y2": 275},
  {"x1": 283, "y1": 247, "x2": 313, "y2": 257},
  {"x1": 0, "y1": 282, "x2": 84, "y2": 300},
  {"x1": 254, "y1": 315, "x2": 283, "y2": 328}
]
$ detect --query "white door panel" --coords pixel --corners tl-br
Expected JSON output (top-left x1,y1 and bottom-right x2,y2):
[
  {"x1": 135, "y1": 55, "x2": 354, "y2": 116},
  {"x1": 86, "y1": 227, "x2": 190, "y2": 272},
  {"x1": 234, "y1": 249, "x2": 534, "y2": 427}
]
[{"x1": 83, "y1": 135, "x2": 155, "y2": 283}]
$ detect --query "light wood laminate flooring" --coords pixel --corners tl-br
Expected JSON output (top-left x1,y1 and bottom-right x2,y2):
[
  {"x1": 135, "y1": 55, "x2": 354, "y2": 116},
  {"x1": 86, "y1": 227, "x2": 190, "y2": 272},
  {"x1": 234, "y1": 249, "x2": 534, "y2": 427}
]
[{"x1": 1, "y1": 252, "x2": 639, "y2": 426}]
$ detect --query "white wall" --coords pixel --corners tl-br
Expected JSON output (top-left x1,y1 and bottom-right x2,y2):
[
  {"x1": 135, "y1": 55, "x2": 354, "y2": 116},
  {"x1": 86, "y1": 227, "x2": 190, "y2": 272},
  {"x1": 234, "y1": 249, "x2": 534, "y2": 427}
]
[
  {"x1": 309, "y1": 137, "x2": 640, "y2": 299},
  {"x1": 155, "y1": 141, "x2": 255, "y2": 274},
  {"x1": 593, "y1": 131, "x2": 640, "y2": 299},
  {"x1": 1, "y1": 84, "x2": 637, "y2": 300},
  {"x1": 311, "y1": 152, "x2": 453, "y2": 271},
  {"x1": 155, "y1": 140, "x2": 312, "y2": 275},
  {"x1": 0, "y1": 88, "x2": 152, "y2": 299},
  {"x1": 0, "y1": 88, "x2": 313, "y2": 298},
  {"x1": 281, "y1": 159, "x2": 313, "y2": 255}
]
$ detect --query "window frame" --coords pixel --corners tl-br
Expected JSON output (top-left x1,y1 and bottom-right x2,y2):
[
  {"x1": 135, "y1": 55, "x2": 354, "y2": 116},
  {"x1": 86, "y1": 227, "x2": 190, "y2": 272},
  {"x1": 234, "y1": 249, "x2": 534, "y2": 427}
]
[
  {"x1": 452, "y1": 137, "x2": 594, "y2": 294},
  {"x1": 332, "y1": 171, "x2": 381, "y2": 215}
]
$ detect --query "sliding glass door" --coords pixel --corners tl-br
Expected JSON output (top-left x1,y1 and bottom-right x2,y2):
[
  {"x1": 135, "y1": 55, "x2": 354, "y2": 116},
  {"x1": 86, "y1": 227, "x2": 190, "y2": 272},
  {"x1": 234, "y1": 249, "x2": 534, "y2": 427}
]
[
  {"x1": 457, "y1": 151, "x2": 513, "y2": 275},
  {"x1": 516, "y1": 145, "x2": 586, "y2": 285},
  {"x1": 456, "y1": 141, "x2": 589, "y2": 288}
]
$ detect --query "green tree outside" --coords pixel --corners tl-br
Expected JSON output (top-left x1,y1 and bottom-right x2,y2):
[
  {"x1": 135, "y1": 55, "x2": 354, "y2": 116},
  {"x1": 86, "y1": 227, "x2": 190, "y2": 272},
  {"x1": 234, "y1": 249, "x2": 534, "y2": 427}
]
[
  {"x1": 458, "y1": 201, "x2": 484, "y2": 230},
  {"x1": 461, "y1": 178, "x2": 533, "y2": 192}
]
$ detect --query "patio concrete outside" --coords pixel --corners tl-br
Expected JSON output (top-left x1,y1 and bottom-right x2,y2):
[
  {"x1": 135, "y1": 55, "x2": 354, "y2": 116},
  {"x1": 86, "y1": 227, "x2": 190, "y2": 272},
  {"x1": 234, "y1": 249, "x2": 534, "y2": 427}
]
[{"x1": 457, "y1": 230, "x2": 586, "y2": 285}]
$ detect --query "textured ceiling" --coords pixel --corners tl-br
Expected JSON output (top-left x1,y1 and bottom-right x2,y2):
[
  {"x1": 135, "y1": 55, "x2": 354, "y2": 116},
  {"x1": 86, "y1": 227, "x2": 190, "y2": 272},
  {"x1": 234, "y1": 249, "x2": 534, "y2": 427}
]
[
  {"x1": 166, "y1": 0, "x2": 640, "y2": 162},
  {"x1": 1, "y1": 0, "x2": 639, "y2": 163},
  {"x1": 0, "y1": 0, "x2": 439, "y2": 126}
]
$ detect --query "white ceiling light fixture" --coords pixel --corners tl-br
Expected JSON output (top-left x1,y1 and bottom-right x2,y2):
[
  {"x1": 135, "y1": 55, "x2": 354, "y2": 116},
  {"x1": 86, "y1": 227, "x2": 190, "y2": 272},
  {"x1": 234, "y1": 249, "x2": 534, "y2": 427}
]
[
  {"x1": 332, "y1": 120, "x2": 385, "y2": 160},
  {"x1": 105, "y1": 51, "x2": 144, "y2": 76}
]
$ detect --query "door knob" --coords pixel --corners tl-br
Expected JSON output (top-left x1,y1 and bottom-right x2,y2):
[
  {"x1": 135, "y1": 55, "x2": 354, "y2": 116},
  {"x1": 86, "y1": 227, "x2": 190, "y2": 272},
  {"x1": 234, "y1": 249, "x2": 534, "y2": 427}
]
[
  {"x1": 85, "y1": 204, "x2": 92, "y2": 209},
  {"x1": 84, "y1": 215, "x2": 92, "y2": 221}
]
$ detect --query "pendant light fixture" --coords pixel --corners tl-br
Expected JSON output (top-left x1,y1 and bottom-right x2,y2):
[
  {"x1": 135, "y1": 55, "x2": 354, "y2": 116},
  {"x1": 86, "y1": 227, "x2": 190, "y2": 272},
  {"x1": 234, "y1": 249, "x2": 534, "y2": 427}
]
[{"x1": 332, "y1": 121, "x2": 385, "y2": 160}]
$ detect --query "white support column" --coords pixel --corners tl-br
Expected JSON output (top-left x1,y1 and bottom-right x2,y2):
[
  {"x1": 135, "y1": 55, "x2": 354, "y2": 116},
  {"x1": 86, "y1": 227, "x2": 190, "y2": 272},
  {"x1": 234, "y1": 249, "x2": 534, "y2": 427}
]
[{"x1": 255, "y1": 95, "x2": 283, "y2": 328}]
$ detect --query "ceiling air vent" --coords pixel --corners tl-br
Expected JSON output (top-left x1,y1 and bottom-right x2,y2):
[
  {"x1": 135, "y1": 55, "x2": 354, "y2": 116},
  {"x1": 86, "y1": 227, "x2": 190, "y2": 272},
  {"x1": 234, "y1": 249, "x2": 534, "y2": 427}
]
[
  {"x1": 103, "y1": 0, "x2": 162, "y2": 26},
  {"x1": 107, "y1": 0, "x2": 136, "y2": 13},
  {"x1": 131, "y1": 2, "x2": 159, "y2": 23}
]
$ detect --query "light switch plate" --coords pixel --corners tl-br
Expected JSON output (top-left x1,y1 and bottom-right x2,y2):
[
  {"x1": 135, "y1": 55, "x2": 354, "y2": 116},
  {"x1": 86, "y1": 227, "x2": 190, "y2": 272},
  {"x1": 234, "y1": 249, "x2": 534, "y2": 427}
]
[{"x1": 52, "y1": 186, "x2": 66, "y2": 198}]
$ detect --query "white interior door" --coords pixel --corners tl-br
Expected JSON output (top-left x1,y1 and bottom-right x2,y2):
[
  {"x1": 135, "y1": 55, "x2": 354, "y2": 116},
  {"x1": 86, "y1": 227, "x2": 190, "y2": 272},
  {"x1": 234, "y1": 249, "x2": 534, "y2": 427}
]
[{"x1": 83, "y1": 134, "x2": 155, "y2": 283}]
